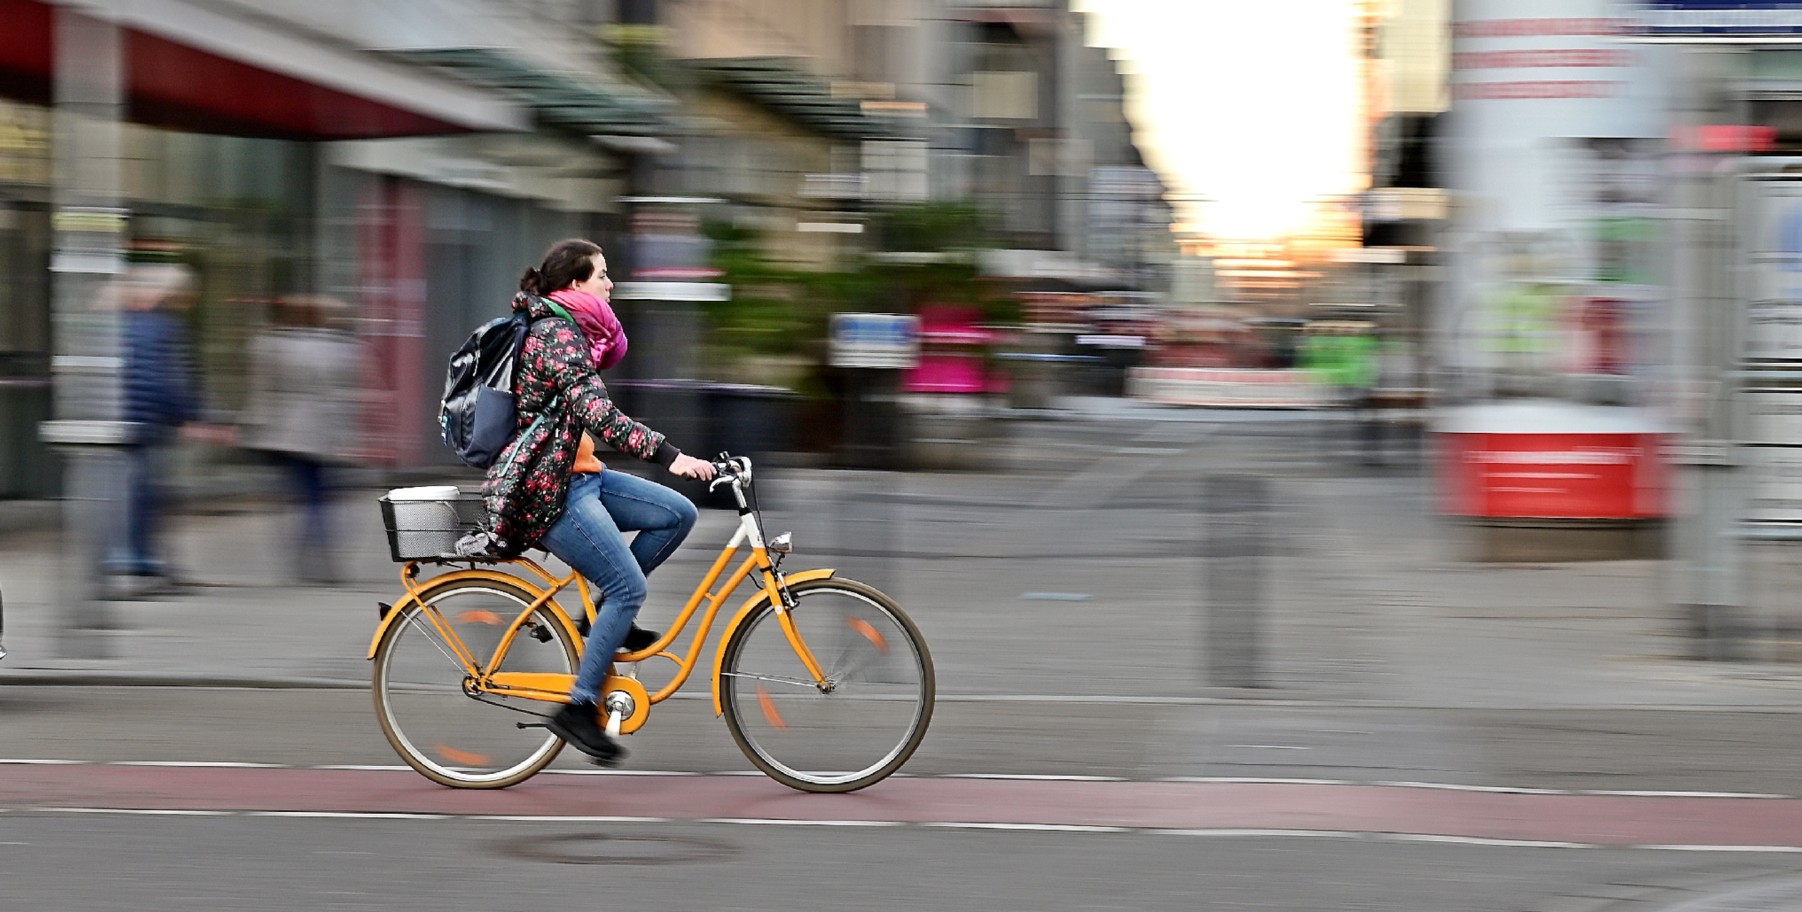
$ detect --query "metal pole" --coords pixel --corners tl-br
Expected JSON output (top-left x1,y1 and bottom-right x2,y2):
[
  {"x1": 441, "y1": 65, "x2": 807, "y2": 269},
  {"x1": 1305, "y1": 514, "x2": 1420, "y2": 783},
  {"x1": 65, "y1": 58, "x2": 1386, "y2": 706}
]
[
  {"x1": 43, "y1": 8, "x2": 129, "y2": 658},
  {"x1": 1670, "y1": 48, "x2": 1750, "y2": 660}
]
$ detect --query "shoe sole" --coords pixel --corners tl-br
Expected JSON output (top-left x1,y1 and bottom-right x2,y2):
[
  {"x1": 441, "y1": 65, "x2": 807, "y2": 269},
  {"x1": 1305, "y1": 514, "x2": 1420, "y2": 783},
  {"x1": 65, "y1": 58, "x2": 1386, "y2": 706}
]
[{"x1": 545, "y1": 718, "x2": 626, "y2": 764}]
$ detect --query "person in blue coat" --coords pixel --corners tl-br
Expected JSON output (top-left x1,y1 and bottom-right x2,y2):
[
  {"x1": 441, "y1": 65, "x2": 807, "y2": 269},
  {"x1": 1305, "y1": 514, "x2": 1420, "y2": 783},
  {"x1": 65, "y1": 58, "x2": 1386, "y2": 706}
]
[{"x1": 108, "y1": 263, "x2": 206, "y2": 588}]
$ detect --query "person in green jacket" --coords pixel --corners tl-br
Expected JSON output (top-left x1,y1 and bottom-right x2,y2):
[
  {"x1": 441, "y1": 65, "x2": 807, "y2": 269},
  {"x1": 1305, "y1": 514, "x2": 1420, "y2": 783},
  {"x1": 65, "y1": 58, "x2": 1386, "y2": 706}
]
[{"x1": 1303, "y1": 322, "x2": 1382, "y2": 465}]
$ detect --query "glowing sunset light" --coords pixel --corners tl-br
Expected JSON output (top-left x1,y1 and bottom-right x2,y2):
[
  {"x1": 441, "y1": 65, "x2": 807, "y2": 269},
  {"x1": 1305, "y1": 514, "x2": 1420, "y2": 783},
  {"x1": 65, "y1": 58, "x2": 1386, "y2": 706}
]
[{"x1": 1074, "y1": 0, "x2": 1367, "y2": 242}]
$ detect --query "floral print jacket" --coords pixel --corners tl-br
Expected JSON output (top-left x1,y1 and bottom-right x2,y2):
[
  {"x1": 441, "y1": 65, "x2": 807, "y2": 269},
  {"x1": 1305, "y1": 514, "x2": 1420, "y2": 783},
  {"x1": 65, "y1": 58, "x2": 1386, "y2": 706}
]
[{"x1": 483, "y1": 293, "x2": 679, "y2": 550}]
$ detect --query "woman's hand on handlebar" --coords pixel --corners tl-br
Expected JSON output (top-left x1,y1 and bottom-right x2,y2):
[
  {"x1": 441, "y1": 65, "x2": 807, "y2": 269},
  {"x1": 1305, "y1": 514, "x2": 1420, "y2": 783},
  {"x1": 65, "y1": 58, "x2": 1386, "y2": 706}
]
[{"x1": 669, "y1": 453, "x2": 717, "y2": 481}]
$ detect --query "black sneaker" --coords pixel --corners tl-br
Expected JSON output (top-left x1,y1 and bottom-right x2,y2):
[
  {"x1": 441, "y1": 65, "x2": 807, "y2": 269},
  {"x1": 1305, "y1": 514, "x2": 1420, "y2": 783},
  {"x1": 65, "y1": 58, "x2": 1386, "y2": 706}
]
[
  {"x1": 620, "y1": 624, "x2": 660, "y2": 653},
  {"x1": 546, "y1": 702, "x2": 626, "y2": 764}
]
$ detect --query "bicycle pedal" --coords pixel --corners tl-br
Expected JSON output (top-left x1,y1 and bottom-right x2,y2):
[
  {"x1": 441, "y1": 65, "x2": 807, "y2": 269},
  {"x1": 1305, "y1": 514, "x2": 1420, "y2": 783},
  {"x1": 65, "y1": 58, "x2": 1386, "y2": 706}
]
[
  {"x1": 586, "y1": 753, "x2": 622, "y2": 769},
  {"x1": 515, "y1": 721, "x2": 549, "y2": 730}
]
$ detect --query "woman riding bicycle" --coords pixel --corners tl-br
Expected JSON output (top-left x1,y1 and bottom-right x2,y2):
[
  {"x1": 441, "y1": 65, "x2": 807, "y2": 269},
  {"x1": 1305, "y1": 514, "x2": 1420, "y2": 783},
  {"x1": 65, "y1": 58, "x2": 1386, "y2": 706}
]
[{"x1": 483, "y1": 238, "x2": 715, "y2": 764}]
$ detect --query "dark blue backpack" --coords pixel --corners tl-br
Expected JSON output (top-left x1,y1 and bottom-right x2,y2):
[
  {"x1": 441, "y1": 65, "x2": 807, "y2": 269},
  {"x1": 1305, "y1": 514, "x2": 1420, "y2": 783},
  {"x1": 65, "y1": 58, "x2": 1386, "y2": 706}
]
[{"x1": 439, "y1": 313, "x2": 536, "y2": 469}]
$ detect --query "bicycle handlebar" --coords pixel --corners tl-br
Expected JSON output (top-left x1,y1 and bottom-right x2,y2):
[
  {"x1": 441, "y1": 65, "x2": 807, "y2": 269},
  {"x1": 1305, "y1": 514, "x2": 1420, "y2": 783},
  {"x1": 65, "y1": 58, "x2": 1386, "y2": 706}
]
[{"x1": 707, "y1": 454, "x2": 752, "y2": 491}]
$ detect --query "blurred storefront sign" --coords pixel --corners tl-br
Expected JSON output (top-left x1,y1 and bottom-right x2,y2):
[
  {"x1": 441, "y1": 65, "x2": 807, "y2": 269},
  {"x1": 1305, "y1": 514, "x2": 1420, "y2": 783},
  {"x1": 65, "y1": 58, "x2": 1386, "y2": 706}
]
[
  {"x1": 1745, "y1": 390, "x2": 1802, "y2": 523},
  {"x1": 1639, "y1": 1, "x2": 1802, "y2": 37},
  {"x1": 1440, "y1": 426, "x2": 1664, "y2": 519},
  {"x1": 829, "y1": 313, "x2": 920, "y2": 370},
  {"x1": 1745, "y1": 180, "x2": 1802, "y2": 362},
  {"x1": 1740, "y1": 174, "x2": 1802, "y2": 524},
  {"x1": 0, "y1": 101, "x2": 49, "y2": 186},
  {"x1": 1361, "y1": 188, "x2": 1449, "y2": 223},
  {"x1": 1128, "y1": 367, "x2": 1330, "y2": 409},
  {"x1": 1670, "y1": 124, "x2": 1776, "y2": 153},
  {"x1": 0, "y1": 0, "x2": 526, "y2": 139},
  {"x1": 979, "y1": 248, "x2": 1114, "y2": 286},
  {"x1": 1444, "y1": 0, "x2": 1673, "y2": 542},
  {"x1": 612, "y1": 281, "x2": 729, "y2": 302}
]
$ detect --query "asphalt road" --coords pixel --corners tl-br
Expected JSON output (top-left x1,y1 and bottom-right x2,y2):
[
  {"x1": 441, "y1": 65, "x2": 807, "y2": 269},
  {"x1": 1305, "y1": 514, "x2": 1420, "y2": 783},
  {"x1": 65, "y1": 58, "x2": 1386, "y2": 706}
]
[
  {"x1": 7, "y1": 687, "x2": 1802, "y2": 910},
  {"x1": 13, "y1": 812, "x2": 1797, "y2": 912},
  {"x1": 10, "y1": 412, "x2": 1802, "y2": 909}
]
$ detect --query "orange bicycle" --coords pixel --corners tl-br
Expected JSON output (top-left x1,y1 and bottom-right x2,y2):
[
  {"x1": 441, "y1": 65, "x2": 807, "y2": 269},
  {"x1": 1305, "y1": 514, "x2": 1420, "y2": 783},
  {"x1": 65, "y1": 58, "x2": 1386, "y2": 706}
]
[{"x1": 368, "y1": 456, "x2": 933, "y2": 792}]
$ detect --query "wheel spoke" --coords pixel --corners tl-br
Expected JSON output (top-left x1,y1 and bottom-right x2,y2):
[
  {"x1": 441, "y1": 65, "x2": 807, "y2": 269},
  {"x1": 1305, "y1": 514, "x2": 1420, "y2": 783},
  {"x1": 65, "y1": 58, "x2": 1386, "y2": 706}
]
[
  {"x1": 396, "y1": 608, "x2": 476, "y2": 677},
  {"x1": 374, "y1": 581, "x2": 577, "y2": 789},
  {"x1": 718, "y1": 670, "x2": 821, "y2": 690},
  {"x1": 719, "y1": 580, "x2": 933, "y2": 793}
]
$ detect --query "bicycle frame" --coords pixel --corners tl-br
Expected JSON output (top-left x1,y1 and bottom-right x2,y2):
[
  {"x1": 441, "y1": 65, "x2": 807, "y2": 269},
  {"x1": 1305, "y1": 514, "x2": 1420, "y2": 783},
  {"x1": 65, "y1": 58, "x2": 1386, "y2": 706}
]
[{"x1": 366, "y1": 465, "x2": 835, "y2": 730}]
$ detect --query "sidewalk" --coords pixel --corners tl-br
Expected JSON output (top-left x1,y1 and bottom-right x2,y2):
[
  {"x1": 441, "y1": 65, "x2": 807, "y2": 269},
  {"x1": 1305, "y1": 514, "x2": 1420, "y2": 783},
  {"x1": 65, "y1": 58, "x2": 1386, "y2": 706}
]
[{"x1": 1, "y1": 401, "x2": 1799, "y2": 716}]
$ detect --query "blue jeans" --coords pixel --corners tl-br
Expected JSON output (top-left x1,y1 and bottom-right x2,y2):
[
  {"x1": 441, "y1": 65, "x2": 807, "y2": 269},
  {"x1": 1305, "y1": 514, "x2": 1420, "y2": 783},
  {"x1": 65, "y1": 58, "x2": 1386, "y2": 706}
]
[
  {"x1": 539, "y1": 470, "x2": 698, "y2": 705},
  {"x1": 274, "y1": 453, "x2": 331, "y2": 552},
  {"x1": 106, "y1": 443, "x2": 169, "y2": 576}
]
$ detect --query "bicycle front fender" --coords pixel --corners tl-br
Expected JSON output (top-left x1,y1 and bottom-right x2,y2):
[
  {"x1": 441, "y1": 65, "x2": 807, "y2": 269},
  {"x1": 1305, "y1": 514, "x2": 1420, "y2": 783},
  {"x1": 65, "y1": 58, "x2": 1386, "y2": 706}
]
[
  {"x1": 365, "y1": 569, "x2": 573, "y2": 660},
  {"x1": 710, "y1": 568, "x2": 837, "y2": 716}
]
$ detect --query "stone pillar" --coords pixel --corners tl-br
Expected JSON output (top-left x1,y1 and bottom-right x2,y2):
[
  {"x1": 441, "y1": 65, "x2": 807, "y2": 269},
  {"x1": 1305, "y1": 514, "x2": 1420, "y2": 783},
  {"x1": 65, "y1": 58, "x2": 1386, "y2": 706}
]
[{"x1": 42, "y1": 8, "x2": 129, "y2": 658}]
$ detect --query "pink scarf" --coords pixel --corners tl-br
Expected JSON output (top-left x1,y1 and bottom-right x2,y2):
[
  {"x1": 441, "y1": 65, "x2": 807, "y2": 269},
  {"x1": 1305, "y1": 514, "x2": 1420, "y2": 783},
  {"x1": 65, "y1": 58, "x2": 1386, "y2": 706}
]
[{"x1": 548, "y1": 288, "x2": 628, "y2": 370}]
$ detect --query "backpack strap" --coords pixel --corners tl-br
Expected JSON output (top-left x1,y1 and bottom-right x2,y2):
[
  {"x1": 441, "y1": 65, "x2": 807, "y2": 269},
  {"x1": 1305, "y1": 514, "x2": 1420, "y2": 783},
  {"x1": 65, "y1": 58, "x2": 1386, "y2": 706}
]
[{"x1": 534, "y1": 297, "x2": 590, "y2": 347}]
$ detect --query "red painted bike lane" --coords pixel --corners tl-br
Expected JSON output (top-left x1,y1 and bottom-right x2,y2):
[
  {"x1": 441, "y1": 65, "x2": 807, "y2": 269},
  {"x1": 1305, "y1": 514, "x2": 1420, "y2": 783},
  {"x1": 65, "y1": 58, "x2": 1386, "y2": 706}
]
[{"x1": 3, "y1": 764, "x2": 1801, "y2": 847}]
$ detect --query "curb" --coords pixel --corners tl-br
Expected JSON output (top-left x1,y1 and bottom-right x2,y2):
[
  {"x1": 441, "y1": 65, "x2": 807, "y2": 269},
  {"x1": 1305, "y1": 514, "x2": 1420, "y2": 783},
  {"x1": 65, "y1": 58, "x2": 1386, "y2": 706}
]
[{"x1": 0, "y1": 671, "x2": 366, "y2": 689}]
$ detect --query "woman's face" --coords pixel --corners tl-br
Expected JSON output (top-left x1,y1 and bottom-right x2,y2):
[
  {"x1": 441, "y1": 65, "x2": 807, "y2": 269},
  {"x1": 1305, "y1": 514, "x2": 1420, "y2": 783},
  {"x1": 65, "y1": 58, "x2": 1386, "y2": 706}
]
[{"x1": 572, "y1": 252, "x2": 612, "y2": 301}]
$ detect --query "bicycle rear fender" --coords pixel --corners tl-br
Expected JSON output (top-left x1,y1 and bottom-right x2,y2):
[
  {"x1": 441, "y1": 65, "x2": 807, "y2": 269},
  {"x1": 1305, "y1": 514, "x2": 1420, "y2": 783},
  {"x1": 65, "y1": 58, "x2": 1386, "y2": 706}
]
[
  {"x1": 710, "y1": 568, "x2": 837, "y2": 716},
  {"x1": 365, "y1": 569, "x2": 576, "y2": 660}
]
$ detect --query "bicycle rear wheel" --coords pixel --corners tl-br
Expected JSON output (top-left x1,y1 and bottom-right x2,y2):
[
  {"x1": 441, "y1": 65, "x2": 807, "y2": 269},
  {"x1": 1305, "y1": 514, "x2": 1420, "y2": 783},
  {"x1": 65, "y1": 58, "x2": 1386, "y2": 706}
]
[
  {"x1": 372, "y1": 577, "x2": 578, "y2": 788},
  {"x1": 720, "y1": 578, "x2": 933, "y2": 792}
]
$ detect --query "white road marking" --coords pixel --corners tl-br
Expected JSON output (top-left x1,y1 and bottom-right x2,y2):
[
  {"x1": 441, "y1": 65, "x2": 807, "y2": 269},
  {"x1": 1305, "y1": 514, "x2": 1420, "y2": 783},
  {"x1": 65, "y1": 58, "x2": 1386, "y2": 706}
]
[
  {"x1": 1636, "y1": 844, "x2": 1802, "y2": 853},
  {"x1": 923, "y1": 822, "x2": 1130, "y2": 833},
  {"x1": 1582, "y1": 789, "x2": 1789, "y2": 799},
  {"x1": 1384, "y1": 833, "x2": 1593, "y2": 849},
  {"x1": 1150, "y1": 828, "x2": 1363, "y2": 840},
  {"x1": 5, "y1": 806, "x2": 1798, "y2": 850},
  {"x1": 37, "y1": 807, "x2": 218, "y2": 816},
  {"x1": 0, "y1": 759, "x2": 1794, "y2": 800},
  {"x1": 1161, "y1": 776, "x2": 1348, "y2": 785},
  {"x1": 1374, "y1": 781, "x2": 1571, "y2": 795},
  {"x1": 250, "y1": 811, "x2": 450, "y2": 820},
  {"x1": 944, "y1": 773, "x2": 1126, "y2": 782}
]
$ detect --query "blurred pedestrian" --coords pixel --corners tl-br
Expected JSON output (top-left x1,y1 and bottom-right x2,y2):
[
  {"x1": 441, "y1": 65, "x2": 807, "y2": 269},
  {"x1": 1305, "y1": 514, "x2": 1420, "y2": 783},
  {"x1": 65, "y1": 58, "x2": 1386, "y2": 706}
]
[
  {"x1": 241, "y1": 295, "x2": 362, "y2": 584},
  {"x1": 1302, "y1": 321, "x2": 1380, "y2": 465},
  {"x1": 107, "y1": 263, "x2": 215, "y2": 590},
  {"x1": 484, "y1": 238, "x2": 716, "y2": 765}
]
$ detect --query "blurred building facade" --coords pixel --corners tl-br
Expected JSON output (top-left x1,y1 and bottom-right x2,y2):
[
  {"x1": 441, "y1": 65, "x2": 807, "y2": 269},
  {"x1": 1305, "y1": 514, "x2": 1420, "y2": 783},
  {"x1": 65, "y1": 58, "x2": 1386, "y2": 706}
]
[
  {"x1": 0, "y1": 0, "x2": 676, "y2": 493},
  {"x1": 1359, "y1": 0, "x2": 1447, "y2": 359},
  {"x1": 0, "y1": 0, "x2": 1171, "y2": 498}
]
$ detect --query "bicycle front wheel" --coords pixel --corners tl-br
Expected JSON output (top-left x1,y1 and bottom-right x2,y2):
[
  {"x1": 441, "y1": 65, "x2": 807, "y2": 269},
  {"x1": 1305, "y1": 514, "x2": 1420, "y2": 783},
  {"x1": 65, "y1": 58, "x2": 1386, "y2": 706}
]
[
  {"x1": 372, "y1": 577, "x2": 579, "y2": 789},
  {"x1": 720, "y1": 578, "x2": 934, "y2": 792}
]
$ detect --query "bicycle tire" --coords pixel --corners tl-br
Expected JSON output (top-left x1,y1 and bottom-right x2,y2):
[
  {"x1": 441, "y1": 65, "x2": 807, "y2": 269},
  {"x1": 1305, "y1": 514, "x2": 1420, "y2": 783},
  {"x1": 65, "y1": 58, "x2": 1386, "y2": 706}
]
[
  {"x1": 372, "y1": 576, "x2": 578, "y2": 789},
  {"x1": 719, "y1": 577, "x2": 934, "y2": 793}
]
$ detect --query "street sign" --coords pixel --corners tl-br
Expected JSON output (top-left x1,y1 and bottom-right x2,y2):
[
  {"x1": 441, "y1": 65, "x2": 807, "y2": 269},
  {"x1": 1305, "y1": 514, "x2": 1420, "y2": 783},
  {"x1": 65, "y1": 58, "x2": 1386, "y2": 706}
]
[
  {"x1": 829, "y1": 312, "x2": 920, "y2": 369},
  {"x1": 1640, "y1": 2, "x2": 1802, "y2": 37}
]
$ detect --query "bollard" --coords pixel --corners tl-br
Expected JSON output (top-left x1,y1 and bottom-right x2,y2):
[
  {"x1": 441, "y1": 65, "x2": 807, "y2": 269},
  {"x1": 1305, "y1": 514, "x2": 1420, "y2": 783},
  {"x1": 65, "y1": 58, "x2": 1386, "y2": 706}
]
[{"x1": 1201, "y1": 474, "x2": 1269, "y2": 688}]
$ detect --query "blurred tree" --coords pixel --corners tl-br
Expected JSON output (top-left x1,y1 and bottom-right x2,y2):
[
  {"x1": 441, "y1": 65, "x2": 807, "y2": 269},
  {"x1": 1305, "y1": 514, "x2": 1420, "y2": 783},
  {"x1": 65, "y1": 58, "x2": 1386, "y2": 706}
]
[{"x1": 700, "y1": 202, "x2": 1018, "y2": 395}]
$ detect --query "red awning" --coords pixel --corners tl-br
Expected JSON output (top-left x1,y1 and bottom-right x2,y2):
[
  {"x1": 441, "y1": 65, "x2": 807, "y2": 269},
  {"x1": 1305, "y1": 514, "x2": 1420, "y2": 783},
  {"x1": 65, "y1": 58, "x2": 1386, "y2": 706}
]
[{"x1": 0, "y1": 0, "x2": 494, "y2": 139}]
